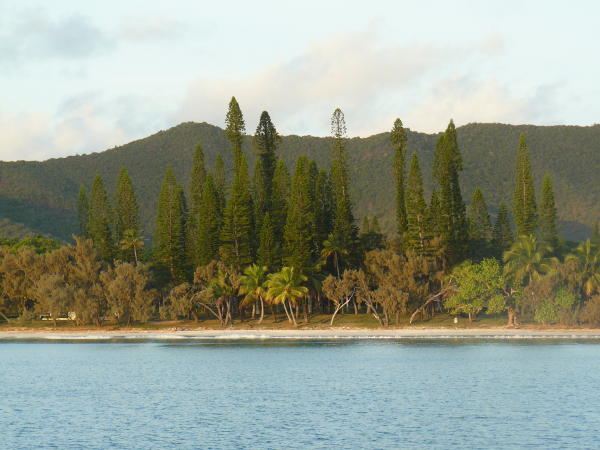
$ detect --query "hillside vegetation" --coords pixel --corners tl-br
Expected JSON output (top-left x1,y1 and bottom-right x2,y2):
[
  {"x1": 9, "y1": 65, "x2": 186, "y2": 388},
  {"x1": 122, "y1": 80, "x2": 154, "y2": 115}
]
[{"x1": 0, "y1": 121, "x2": 598, "y2": 241}]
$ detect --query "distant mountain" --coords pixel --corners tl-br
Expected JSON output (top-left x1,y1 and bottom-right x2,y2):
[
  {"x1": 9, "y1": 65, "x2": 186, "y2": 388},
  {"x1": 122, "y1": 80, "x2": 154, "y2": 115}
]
[{"x1": 0, "y1": 121, "x2": 598, "y2": 241}]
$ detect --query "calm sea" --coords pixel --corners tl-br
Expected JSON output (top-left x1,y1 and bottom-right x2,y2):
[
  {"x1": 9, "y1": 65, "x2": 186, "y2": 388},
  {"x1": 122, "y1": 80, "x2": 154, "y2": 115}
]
[{"x1": 2, "y1": 338, "x2": 600, "y2": 449}]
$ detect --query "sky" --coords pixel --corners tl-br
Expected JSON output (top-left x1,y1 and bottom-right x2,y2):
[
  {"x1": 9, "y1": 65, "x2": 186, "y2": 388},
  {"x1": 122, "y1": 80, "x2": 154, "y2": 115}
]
[{"x1": 1, "y1": 0, "x2": 599, "y2": 161}]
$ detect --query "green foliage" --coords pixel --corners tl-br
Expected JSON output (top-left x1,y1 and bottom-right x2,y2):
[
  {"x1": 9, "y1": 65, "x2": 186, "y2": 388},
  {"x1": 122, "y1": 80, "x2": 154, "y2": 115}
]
[
  {"x1": 187, "y1": 143, "x2": 207, "y2": 261},
  {"x1": 257, "y1": 213, "x2": 279, "y2": 270},
  {"x1": 88, "y1": 175, "x2": 114, "y2": 261},
  {"x1": 503, "y1": 234, "x2": 554, "y2": 286},
  {"x1": 154, "y1": 166, "x2": 187, "y2": 282},
  {"x1": 253, "y1": 111, "x2": 279, "y2": 217},
  {"x1": 492, "y1": 202, "x2": 513, "y2": 255},
  {"x1": 225, "y1": 96, "x2": 246, "y2": 163},
  {"x1": 540, "y1": 173, "x2": 558, "y2": 249},
  {"x1": 391, "y1": 118, "x2": 408, "y2": 236},
  {"x1": 77, "y1": 185, "x2": 89, "y2": 237},
  {"x1": 513, "y1": 133, "x2": 538, "y2": 236},
  {"x1": 405, "y1": 152, "x2": 430, "y2": 256},
  {"x1": 468, "y1": 187, "x2": 492, "y2": 259},
  {"x1": 220, "y1": 153, "x2": 254, "y2": 269},
  {"x1": 533, "y1": 287, "x2": 576, "y2": 325},
  {"x1": 194, "y1": 173, "x2": 221, "y2": 266},
  {"x1": 446, "y1": 258, "x2": 507, "y2": 319},
  {"x1": 115, "y1": 168, "x2": 140, "y2": 261}
]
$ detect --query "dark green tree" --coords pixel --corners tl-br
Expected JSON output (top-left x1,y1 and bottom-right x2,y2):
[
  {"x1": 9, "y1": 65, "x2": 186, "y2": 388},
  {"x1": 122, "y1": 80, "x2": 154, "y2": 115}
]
[
  {"x1": 155, "y1": 166, "x2": 187, "y2": 281},
  {"x1": 429, "y1": 189, "x2": 440, "y2": 238},
  {"x1": 405, "y1": 153, "x2": 430, "y2": 256},
  {"x1": 195, "y1": 173, "x2": 221, "y2": 266},
  {"x1": 187, "y1": 143, "x2": 207, "y2": 264},
  {"x1": 220, "y1": 152, "x2": 254, "y2": 268},
  {"x1": 214, "y1": 153, "x2": 227, "y2": 215},
  {"x1": 284, "y1": 156, "x2": 316, "y2": 270},
  {"x1": 433, "y1": 120, "x2": 468, "y2": 263},
  {"x1": 257, "y1": 213, "x2": 279, "y2": 270},
  {"x1": 88, "y1": 175, "x2": 114, "y2": 261},
  {"x1": 539, "y1": 173, "x2": 558, "y2": 249},
  {"x1": 315, "y1": 168, "x2": 334, "y2": 247},
  {"x1": 329, "y1": 108, "x2": 357, "y2": 255},
  {"x1": 513, "y1": 133, "x2": 537, "y2": 236},
  {"x1": 493, "y1": 202, "x2": 513, "y2": 255},
  {"x1": 225, "y1": 96, "x2": 245, "y2": 166},
  {"x1": 253, "y1": 111, "x2": 279, "y2": 215},
  {"x1": 271, "y1": 159, "x2": 290, "y2": 244},
  {"x1": 77, "y1": 185, "x2": 89, "y2": 238},
  {"x1": 391, "y1": 118, "x2": 408, "y2": 237},
  {"x1": 468, "y1": 187, "x2": 492, "y2": 259},
  {"x1": 115, "y1": 168, "x2": 140, "y2": 260}
]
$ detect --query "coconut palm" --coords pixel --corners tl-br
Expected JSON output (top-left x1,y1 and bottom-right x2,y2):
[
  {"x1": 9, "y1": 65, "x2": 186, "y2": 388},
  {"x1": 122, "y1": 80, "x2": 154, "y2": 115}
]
[
  {"x1": 503, "y1": 234, "x2": 554, "y2": 286},
  {"x1": 238, "y1": 264, "x2": 268, "y2": 324},
  {"x1": 266, "y1": 266, "x2": 308, "y2": 326},
  {"x1": 119, "y1": 229, "x2": 144, "y2": 265},
  {"x1": 565, "y1": 239, "x2": 600, "y2": 298},
  {"x1": 320, "y1": 234, "x2": 349, "y2": 279}
]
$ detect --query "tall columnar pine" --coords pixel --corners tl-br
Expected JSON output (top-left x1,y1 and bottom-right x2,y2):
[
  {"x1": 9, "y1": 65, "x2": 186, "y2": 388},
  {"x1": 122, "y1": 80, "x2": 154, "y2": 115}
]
[
  {"x1": 539, "y1": 173, "x2": 558, "y2": 249},
  {"x1": 115, "y1": 168, "x2": 140, "y2": 260},
  {"x1": 187, "y1": 143, "x2": 206, "y2": 255},
  {"x1": 88, "y1": 175, "x2": 114, "y2": 261},
  {"x1": 405, "y1": 152, "x2": 430, "y2": 256},
  {"x1": 314, "y1": 168, "x2": 334, "y2": 247},
  {"x1": 359, "y1": 216, "x2": 385, "y2": 252},
  {"x1": 257, "y1": 213, "x2": 278, "y2": 269},
  {"x1": 225, "y1": 96, "x2": 245, "y2": 167},
  {"x1": 429, "y1": 189, "x2": 440, "y2": 237},
  {"x1": 468, "y1": 187, "x2": 492, "y2": 259},
  {"x1": 329, "y1": 108, "x2": 357, "y2": 253},
  {"x1": 493, "y1": 202, "x2": 513, "y2": 254},
  {"x1": 433, "y1": 120, "x2": 468, "y2": 263},
  {"x1": 195, "y1": 173, "x2": 221, "y2": 266},
  {"x1": 253, "y1": 111, "x2": 279, "y2": 216},
  {"x1": 155, "y1": 166, "x2": 187, "y2": 281},
  {"x1": 390, "y1": 118, "x2": 408, "y2": 237},
  {"x1": 220, "y1": 152, "x2": 254, "y2": 268},
  {"x1": 271, "y1": 159, "x2": 291, "y2": 244},
  {"x1": 513, "y1": 133, "x2": 537, "y2": 236},
  {"x1": 214, "y1": 153, "x2": 227, "y2": 214},
  {"x1": 77, "y1": 185, "x2": 89, "y2": 238},
  {"x1": 284, "y1": 156, "x2": 316, "y2": 270},
  {"x1": 307, "y1": 160, "x2": 320, "y2": 254}
]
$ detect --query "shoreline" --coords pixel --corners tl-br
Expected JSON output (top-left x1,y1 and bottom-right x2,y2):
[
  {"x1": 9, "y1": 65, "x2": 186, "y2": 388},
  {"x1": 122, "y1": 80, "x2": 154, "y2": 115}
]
[{"x1": 3, "y1": 326, "x2": 600, "y2": 340}]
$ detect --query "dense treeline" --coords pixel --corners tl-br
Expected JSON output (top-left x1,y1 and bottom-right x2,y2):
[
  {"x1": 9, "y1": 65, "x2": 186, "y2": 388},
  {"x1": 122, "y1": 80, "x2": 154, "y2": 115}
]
[{"x1": 2, "y1": 98, "x2": 600, "y2": 327}]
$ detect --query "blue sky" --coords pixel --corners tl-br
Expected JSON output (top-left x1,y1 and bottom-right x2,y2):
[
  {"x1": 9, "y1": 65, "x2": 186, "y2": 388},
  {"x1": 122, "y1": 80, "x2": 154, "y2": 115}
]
[{"x1": 1, "y1": 0, "x2": 599, "y2": 160}]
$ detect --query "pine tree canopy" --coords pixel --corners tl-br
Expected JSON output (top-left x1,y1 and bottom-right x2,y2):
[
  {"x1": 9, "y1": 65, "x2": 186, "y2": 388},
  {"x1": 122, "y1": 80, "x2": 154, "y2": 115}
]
[
  {"x1": 88, "y1": 175, "x2": 114, "y2": 261},
  {"x1": 391, "y1": 118, "x2": 408, "y2": 236},
  {"x1": 539, "y1": 173, "x2": 558, "y2": 249},
  {"x1": 513, "y1": 132, "x2": 538, "y2": 236}
]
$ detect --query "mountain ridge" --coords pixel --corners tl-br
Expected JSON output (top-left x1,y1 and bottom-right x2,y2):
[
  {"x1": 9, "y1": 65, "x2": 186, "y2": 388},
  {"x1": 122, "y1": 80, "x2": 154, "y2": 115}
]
[{"x1": 0, "y1": 121, "x2": 598, "y2": 241}]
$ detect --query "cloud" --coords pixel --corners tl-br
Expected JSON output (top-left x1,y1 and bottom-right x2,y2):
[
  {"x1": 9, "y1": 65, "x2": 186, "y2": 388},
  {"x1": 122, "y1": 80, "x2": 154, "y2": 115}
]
[
  {"x1": 173, "y1": 30, "x2": 511, "y2": 135},
  {"x1": 118, "y1": 17, "x2": 185, "y2": 41},
  {"x1": 405, "y1": 78, "x2": 562, "y2": 132},
  {"x1": 0, "y1": 93, "x2": 171, "y2": 161},
  {"x1": 0, "y1": 11, "x2": 113, "y2": 64}
]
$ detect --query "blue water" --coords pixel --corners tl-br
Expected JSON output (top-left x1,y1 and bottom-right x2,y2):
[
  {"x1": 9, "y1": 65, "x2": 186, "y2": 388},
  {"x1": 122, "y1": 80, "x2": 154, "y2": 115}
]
[{"x1": 2, "y1": 339, "x2": 600, "y2": 449}]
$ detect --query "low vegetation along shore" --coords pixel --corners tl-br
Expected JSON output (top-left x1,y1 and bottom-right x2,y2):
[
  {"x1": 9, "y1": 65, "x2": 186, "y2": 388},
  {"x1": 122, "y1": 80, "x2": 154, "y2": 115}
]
[{"x1": 2, "y1": 100, "x2": 600, "y2": 330}]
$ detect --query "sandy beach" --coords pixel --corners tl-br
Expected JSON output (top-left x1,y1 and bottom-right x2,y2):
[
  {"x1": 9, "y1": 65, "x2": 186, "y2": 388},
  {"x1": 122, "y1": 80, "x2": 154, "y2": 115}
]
[{"x1": 3, "y1": 327, "x2": 600, "y2": 340}]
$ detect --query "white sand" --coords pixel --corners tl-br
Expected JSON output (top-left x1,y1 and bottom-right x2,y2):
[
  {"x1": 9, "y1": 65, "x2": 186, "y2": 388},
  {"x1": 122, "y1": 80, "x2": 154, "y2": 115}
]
[{"x1": 2, "y1": 327, "x2": 600, "y2": 340}]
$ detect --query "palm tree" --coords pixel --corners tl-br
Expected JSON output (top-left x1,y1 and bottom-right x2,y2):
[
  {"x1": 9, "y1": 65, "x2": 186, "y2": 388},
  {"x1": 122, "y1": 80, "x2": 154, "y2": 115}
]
[
  {"x1": 503, "y1": 234, "x2": 554, "y2": 286},
  {"x1": 238, "y1": 264, "x2": 268, "y2": 324},
  {"x1": 320, "y1": 234, "x2": 349, "y2": 279},
  {"x1": 566, "y1": 239, "x2": 600, "y2": 298},
  {"x1": 266, "y1": 266, "x2": 308, "y2": 326},
  {"x1": 119, "y1": 229, "x2": 144, "y2": 265}
]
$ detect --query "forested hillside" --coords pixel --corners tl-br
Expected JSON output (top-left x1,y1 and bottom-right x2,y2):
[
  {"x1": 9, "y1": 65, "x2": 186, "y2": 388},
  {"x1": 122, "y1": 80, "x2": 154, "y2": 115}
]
[{"x1": 0, "y1": 121, "x2": 598, "y2": 241}]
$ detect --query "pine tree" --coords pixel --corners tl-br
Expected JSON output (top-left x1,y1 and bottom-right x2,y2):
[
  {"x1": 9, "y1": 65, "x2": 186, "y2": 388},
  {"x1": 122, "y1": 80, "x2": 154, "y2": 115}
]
[
  {"x1": 493, "y1": 202, "x2": 513, "y2": 254},
  {"x1": 405, "y1": 153, "x2": 430, "y2": 256},
  {"x1": 225, "y1": 96, "x2": 245, "y2": 166},
  {"x1": 195, "y1": 173, "x2": 221, "y2": 266},
  {"x1": 433, "y1": 120, "x2": 468, "y2": 263},
  {"x1": 271, "y1": 159, "x2": 290, "y2": 245},
  {"x1": 187, "y1": 143, "x2": 207, "y2": 264},
  {"x1": 391, "y1": 118, "x2": 408, "y2": 237},
  {"x1": 468, "y1": 187, "x2": 492, "y2": 259},
  {"x1": 539, "y1": 173, "x2": 558, "y2": 249},
  {"x1": 314, "y1": 168, "x2": 334, "y2": 247},
  {"x1": 155, "y1": 166, "x2": 187, "y2": 281},
  {"x1": 429, "y1": 189, "x2": 440, "y2": 238},
  {"x1": 329, "y1": 108, "x2": 357, "y2": 254},
  {"x1": 114, "y1": 168, "x2": 140, "y2": 260},
  {"x1": 257, "y1": 213, "x2": 278, "y2": 270},
  {"x1": 513, "y1": 133, "x2": 537, "y2": 236},
  {"x1": 284, "y1": 156, "x2": 316, "y2": 270},
  {"x1": 253, "y1": 158, "x2": 267, "y2": 233},
  {"x1": 253, "y1": 111, "x2": 279, "y2": 215},
  {"x1": 220, "y1": 152, "x2": 254, "y2": 268},
  {"x1": 77, "y1": 185, "x2": 89, "y2": 237},
  {"x1": 88, "y1": 175, "x2": 114, "y2": 261},
  {"x1": 214, "y1": 153, "x2": 227, "y2": 215}
]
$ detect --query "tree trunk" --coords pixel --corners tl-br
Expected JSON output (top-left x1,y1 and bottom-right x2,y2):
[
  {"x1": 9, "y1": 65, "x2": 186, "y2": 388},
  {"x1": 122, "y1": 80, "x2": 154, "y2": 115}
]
[
  {"x1": 281, "y1": 300, "x2": 292, "y2": 323},
  {"x1": 258, "y1": 297, "x2": 265, "y2": 324},
  {"x1": 289, "y1": 300, "x2": 298, "y2": 327},
  {"x1": 330, "y1": 297, "x2": 352, "y2": 326}
]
